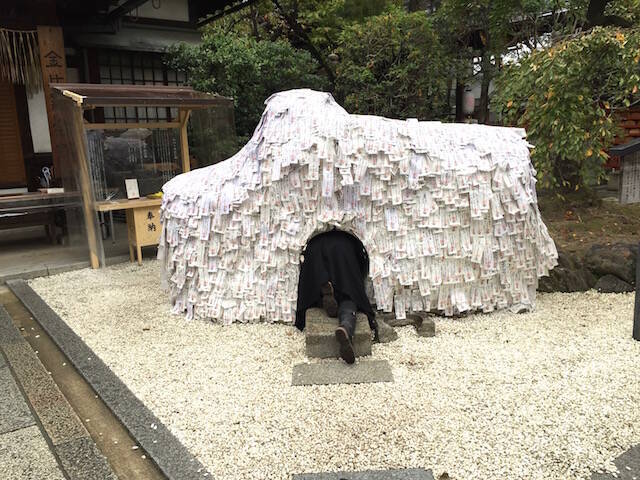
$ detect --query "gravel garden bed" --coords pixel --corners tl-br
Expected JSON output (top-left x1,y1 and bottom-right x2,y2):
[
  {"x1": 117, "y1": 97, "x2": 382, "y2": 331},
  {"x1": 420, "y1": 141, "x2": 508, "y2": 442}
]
[{"x1": 29, "y1": 261, "x2": 640, "y2": 480}]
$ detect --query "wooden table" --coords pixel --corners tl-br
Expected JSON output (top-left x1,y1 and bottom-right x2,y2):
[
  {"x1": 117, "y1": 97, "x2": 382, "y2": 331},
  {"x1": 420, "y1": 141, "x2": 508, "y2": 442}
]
[{"x1": 95, "y1": 198, "x2": 162, "y2": 265}]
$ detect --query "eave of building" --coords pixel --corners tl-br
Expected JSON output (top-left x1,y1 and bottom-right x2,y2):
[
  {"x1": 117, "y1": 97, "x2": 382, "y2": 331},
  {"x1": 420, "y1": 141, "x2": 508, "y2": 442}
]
[
  {"x1": 1, "y1": 0, "x2": 258, "y2": 29},
  {"x1": 68, "y1": 21, "x2": 203, "y2": 52},
  {"x1": 55, "y1": 0, "x2": 258, "y2": 27}
]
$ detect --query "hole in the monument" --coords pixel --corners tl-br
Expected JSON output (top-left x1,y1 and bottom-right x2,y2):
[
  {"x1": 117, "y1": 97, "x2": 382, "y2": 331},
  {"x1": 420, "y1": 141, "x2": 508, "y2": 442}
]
[
  {"x1": 301, "y1": 227, "x2": 369, "y2": 274},
  {"x1": 299, "y1": 227, "x2": 376, "y2": 313}
]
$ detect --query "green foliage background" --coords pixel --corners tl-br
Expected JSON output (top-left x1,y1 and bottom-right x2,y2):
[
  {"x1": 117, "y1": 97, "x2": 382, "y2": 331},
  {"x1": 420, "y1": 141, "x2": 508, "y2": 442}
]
[
  {"x1": 166, "y1": 30, "x2": 327, "y2": 142},
  {"x1": 165, "y1": 0, "x2": 640, "y2": 191},
  {"x1": 335, "y1": 8, "x2": 454, "y2": 120}
]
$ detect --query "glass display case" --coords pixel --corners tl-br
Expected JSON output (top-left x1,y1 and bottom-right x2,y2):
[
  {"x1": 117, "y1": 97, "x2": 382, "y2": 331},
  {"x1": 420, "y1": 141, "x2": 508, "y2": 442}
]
[{"x1": 50, "y1": 84, "x2": 234, "y2": 268}]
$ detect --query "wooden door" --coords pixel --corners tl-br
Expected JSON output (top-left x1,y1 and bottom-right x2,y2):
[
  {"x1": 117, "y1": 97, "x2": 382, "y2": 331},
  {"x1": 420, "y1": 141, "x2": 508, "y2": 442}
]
[{"x1": 0, "y1": 81, "x2": 27, "y2": 188}]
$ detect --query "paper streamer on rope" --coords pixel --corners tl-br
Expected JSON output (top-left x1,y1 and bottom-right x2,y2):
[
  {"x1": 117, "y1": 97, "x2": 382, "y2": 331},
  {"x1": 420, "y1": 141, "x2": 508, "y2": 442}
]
[
  {"x1": 159, "y1": 89, "x2": 558, "y2": 324},
  {"x1": 0, "y1": 28, "x2": 41, "y2": 95}
]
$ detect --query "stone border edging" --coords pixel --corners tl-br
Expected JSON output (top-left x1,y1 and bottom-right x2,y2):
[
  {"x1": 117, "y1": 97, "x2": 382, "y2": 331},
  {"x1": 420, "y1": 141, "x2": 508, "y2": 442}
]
[
  {"x1": 6, "y1": 280, "x2": 212, "y2": 480},
  {"x1": 0, "y1": 304, "x2": 117, "y2": 480}
]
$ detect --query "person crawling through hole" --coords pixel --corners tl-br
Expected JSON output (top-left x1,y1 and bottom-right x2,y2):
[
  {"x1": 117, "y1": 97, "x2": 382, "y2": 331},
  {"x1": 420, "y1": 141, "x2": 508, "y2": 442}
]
[{"x1": 295, "y1": 229, "x2": 378, "y2": 364}]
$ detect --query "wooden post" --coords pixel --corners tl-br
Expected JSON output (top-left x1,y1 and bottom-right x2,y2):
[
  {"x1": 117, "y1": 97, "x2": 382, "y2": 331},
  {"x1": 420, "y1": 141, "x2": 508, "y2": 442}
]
[
  {"x1": 37, "y1": 26, "x2": 67, "y2": 176},
  {"x1": 179, "y1": 108, "x2": 191, "y2": 173},
  {"x1": 68, "y1": 102, "x2": 100, "y2": 269}
]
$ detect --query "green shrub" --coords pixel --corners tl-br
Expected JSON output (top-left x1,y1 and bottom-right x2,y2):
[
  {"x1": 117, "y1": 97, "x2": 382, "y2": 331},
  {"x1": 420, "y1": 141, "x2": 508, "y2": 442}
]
[
  {"x1": 335, "y1": 8, "x2": 454, "y2": 120},
  {"x1": 492, "y1": 26, "x2": 640, "y2": 190}
]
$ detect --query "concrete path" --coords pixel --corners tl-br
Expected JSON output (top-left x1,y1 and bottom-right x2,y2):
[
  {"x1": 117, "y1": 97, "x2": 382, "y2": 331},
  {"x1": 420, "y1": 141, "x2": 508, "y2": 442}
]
[{"x1": 0, "y1": 225, "x2": 132, "y2": 284}]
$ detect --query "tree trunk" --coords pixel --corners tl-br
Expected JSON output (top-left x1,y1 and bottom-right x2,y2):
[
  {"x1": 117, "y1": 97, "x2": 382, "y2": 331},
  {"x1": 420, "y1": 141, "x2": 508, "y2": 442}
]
[
  {"x1": 587, "y1": 0, "x2": 633, "y2": 27},
  {"x1": 478, "y1": 52, "x2": 492, "y2": 124},
  {"x1": 455, "y1": 78, "x2": 465, "y2": 122},
  {"x1": 249, "y1": 2, "x2": 260, "y2": 39}
]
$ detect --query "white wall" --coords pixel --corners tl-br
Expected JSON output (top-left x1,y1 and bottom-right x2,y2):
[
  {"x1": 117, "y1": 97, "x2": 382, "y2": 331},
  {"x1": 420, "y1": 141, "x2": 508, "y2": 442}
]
[
  {"x1": 26, "y1": 67, "x2": 79, "y2": 154},
  {"x1": 127, "y1": 0, "x2": 189, "y2": 22},
  {"x1": 27, "y1": 89, "x2": 52, "y2": 153}
]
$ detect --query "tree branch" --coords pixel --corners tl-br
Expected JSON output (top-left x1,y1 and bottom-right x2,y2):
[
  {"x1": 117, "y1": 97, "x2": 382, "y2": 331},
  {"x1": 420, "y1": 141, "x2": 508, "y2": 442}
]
[{"x1": 271, "y1": 0, "x2": 336, "y2": 84}]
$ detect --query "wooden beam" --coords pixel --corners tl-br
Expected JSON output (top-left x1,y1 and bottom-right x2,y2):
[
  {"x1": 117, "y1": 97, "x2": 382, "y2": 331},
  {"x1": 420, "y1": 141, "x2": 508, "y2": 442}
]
[
  {"x1": 84, "y1": 121, "x2": 181, "y2": 130},
  {"x1": 37, "y1": 26, "x2": 67, "y2": 177},
  {"x1": 179, "y1": 109, "x2": 191, "y2": 173},
  {"x1": 69, "y1": 103, "x2": 101, "y2": 269},
  {"x1": 62, "y1": 89, "x2": 85, "y2": 106}
]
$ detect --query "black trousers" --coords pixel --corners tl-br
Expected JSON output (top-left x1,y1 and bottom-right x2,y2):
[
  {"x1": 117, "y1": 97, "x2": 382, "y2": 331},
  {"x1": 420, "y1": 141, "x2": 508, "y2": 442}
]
[{"x1": 337, "y1": 299, "x2": 358, "y2": 338}]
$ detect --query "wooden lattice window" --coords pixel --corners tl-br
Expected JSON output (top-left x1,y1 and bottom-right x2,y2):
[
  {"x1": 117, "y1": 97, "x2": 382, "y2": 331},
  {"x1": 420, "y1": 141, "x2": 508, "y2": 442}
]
[{"x1": 97, "y1": 50, "x2": 188, "y2": 123}]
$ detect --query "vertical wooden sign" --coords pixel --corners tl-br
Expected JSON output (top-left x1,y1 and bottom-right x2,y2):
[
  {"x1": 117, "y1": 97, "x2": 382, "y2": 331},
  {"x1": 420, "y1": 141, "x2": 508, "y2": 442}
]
[{"x1": 37, "y1": 25, "x2": 67, "y2": 176}]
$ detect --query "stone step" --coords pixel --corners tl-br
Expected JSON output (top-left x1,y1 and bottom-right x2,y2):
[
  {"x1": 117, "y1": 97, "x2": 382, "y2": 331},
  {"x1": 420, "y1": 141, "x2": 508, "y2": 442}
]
[
  {"x1": 292, "y1": 360, "x2": 393, "y2": 386},
  {"x1": 305, "y1": 308, "x2": 372, "y2": 359},
  {"x1": 293, "y1": 468, "x2": 434, "y2": 480}
]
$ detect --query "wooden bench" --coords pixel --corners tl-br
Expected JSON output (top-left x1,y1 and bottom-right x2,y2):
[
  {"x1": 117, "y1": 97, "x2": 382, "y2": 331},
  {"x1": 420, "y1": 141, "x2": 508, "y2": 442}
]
[{"x1": 0, "y1": 192, "x2": 81, "y2": 244}]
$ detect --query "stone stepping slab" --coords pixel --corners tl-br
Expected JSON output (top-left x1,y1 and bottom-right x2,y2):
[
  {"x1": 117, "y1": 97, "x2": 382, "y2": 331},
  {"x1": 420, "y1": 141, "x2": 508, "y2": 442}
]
[
  {"x1": 305, "y1": 308, "x2": 372, "y2": 359},
  {"x1": 292, "y1": 359, "x2": 393, "y2": 386},
  {"x1": 591, "y1": 444, "x2": 640, "y2": 479},
  {"x1": 292, "y1": 468, "x2": 434, "y2": 479}
]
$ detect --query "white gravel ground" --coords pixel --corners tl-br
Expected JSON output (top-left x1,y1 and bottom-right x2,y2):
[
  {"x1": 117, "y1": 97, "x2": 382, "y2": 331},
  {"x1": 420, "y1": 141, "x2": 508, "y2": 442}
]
[{"x1": 29, "y1": 261, "x2": 640, "y2": 480}]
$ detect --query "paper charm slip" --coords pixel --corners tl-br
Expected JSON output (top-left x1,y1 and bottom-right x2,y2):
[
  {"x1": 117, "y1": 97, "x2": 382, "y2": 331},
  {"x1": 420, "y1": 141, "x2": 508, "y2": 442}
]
[{"x1": 159, "y1": 89, "x2": 558, "y2": 324}]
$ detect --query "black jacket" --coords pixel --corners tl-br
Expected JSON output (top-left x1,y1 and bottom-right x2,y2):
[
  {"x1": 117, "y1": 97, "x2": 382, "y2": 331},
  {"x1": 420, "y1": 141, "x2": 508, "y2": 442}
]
[{"x1": 295, "y1": 230, "x2": 375, "y2": 330}]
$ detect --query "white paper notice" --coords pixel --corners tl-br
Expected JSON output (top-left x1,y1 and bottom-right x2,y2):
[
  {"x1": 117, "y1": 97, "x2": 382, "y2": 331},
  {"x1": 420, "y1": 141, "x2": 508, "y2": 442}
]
[{"x1": 125, "y1": 179, "x2": 140, "y2": 199}]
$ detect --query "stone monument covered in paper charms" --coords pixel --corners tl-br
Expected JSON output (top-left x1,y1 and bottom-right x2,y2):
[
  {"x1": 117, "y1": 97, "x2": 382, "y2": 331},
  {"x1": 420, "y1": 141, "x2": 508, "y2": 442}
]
[{"x1": 159, "y1": 89, "x2": 558, "y2": 324}]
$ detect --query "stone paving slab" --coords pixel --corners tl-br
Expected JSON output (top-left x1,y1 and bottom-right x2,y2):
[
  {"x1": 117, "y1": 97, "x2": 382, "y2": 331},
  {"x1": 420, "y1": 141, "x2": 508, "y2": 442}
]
[
  {"x1": 292, "y1": 360, "x2": 393, "y2": 386},
  {"x1": 31, "y1": 393, "x2": 89, "y2": 447},
  {"x1": 0, "y1": 366, "x2": 35, "y2": 435},
  {"x1": 2, "y1": 340, "x2": 55, "y2": 396},
  {"x1": 2, "y1": 342, "x2": 86, "y2": 445},
  {"x1": 8, "y1": 279, "x2": 212, "y2": 480},
  {"x1": 55, "y1": 437, "x2": 118, "y2": 480},
  {"x1": 292, "y1": 468, "x2": 434, "y2": 480},
  {"x1": 0, "y1": 425, "x2": 66, "y2": 480},
  {"x1": 0, "y1": 305, "x2": 24, "y2": 346},
  {"x1": 591, "y1": 444, "x2": 640, "y2": 479}
]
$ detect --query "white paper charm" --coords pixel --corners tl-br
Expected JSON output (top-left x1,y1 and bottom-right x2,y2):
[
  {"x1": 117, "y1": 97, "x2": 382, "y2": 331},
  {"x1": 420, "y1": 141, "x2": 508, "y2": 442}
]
[{"x1": 159, "y1": 89, "x2": 558, "y2": 325}]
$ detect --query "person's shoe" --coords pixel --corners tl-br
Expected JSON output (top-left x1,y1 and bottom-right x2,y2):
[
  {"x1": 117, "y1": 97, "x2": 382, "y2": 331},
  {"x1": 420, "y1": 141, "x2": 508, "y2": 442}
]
[
  {"x1": 335, "y1": 326, "x2": 355, "y2": 364},
  {"x1": 321, "y1": 282, "x2": 338, "y2": 317}
]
